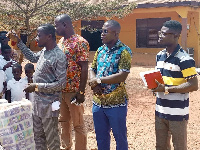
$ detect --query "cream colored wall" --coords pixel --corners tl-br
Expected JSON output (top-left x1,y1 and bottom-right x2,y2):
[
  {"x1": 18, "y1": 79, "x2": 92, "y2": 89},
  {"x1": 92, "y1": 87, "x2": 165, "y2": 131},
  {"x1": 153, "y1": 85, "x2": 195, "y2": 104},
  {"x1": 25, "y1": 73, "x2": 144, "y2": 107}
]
[{"x1": 187, "y1": 11, "x2": 200, "y2": 67}]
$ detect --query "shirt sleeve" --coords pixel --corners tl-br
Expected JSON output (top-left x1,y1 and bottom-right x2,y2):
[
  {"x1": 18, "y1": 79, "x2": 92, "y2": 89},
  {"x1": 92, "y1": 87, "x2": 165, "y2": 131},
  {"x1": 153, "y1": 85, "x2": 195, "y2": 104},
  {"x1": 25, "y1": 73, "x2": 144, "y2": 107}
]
[
  {"x1": 76, "y1": 40, "x2": 89, "y2": 62},
  {"x1": 118, "y1": 49, "x2": 132, "y2": 72},
  {"x1": 3, "y1": 72, "x2": 7, "y2": 82},
  {"x1": 90, "y1": 50, "x2": 98, "y2": 74},
  {"x1": 7, "y1": 81, "x2": 11, "y2": 90},
  {"x1": 17, "y1": 40, "x2": 42, "y2": 63},
  {"x1": 179, "y1": 56, "x2": 197, "y2": 79}
]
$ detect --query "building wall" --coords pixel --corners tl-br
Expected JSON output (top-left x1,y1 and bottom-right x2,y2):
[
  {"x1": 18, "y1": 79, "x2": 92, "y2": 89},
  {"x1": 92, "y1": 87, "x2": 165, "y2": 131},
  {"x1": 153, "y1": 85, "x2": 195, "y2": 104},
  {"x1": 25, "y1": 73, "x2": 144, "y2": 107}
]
[
  {"x1": 187, "y1": 11, "x2": 200, "y2": 67},
  {"x1": 111, "y1": 9, "x2": 183, "y2": 66},
  {"x1": 85, "y1": 6, "x2": 200, "y2": 66}
]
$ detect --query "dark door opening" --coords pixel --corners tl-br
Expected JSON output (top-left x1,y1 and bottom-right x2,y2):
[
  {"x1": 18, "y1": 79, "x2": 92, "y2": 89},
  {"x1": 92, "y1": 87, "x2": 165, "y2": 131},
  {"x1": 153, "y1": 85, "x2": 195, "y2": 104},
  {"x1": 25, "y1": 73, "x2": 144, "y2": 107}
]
[{"x1": 81, "y1": 20, "x2": 104, "y2": 51}]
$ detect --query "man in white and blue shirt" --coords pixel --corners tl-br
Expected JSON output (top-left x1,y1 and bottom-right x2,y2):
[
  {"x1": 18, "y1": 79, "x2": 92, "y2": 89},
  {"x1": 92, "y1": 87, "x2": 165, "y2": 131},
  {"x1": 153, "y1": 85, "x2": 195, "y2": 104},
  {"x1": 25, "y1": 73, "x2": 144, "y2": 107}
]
[{"x1": 152, "y1": 20, "x2": 198, "y2": 150}]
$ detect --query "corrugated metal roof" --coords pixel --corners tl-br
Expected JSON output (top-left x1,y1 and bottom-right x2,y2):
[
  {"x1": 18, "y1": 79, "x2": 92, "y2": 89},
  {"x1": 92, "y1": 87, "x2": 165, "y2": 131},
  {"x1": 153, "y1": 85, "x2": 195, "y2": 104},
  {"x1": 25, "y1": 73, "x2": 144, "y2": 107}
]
[
  {"x1": 129, "y1": 0, "x2": 184, "y2": 4},
  {"x1": 128, "y1": 0, "x2": 200, "y2": 8},
  {"x1": 70, "y1": 0, "x2": 200, "y2": 4},
  {"x1": 129, "y1": 0, "x2": 200, "y2": 4}
]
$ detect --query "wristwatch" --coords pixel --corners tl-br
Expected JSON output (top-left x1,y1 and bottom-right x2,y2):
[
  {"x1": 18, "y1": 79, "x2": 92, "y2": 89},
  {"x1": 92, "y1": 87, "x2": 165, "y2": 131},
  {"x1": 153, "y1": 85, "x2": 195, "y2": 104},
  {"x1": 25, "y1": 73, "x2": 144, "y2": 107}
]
[
  {"x1": 35, "y1": 84, "x2": 39, "y2": 92},
  {"x1": 97, "y1": 78, "x2": 101, "y2": 84},
  {"x1": 164, "y1": 86, "x2": 169, "y2": 95}
]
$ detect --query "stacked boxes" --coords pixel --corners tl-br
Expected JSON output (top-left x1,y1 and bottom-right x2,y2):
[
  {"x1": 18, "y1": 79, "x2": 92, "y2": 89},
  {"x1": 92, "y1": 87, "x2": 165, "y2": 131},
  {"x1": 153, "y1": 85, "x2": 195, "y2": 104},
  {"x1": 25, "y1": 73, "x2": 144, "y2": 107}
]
[{"x1": 0, "y1": 99, "x2": 35, "y2": 150}]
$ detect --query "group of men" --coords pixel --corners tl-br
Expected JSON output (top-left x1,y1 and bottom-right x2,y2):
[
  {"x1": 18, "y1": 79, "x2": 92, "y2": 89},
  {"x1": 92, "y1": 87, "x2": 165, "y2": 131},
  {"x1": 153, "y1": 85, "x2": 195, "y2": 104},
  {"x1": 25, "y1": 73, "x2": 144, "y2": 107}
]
[{"x1": 7, "y1": 13, "x2": 198, "y2": 150}]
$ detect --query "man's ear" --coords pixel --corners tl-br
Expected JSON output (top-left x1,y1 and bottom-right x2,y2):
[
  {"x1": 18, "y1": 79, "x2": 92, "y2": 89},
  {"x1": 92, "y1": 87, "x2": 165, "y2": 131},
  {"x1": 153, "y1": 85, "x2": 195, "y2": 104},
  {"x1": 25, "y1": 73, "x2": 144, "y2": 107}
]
[
  {"x1": 48, "y1": 34, "x2": 52, "y2": 40},
  {"x1": 174, "y1": 33, "x2": 180, "y2": 39},
  {"x1": 62, "y1": 22, "x2": 67, "y2": 28},
  {"x1": 115, "y1": 32, "x2": 119, "y2": 37}
]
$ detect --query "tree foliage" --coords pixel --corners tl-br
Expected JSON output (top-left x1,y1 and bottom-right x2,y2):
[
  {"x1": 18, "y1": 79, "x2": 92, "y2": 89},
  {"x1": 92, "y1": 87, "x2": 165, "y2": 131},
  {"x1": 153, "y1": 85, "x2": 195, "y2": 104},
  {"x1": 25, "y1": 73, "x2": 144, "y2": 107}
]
[
  {"x1": 0, "y1": 0, "x2": 136, "y2": 63},
  {"x1": 0, "y1": 0, "x2": 136, "y2": 36}
]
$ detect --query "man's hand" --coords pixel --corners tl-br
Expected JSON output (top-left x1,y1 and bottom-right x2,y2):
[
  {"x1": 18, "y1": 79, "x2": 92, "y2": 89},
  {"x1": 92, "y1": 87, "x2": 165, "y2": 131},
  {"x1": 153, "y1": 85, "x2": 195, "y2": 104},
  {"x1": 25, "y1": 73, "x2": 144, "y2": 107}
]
[
  {"x1": 76, "y1": 93, "x2": 85, "y2": 104},
  {"x1": 3, "y1": 62, "x2": 12, "y2": 71},
  {"x1": 151, "y1": 80, "x2": 165, "y2": 93},
  {"x1": 7, "y1": 31, "x2": 20, "y2": 43},
  {"x1": 0, "y1": 92, "x2": 3, "y2": 99},
  {"x1": 88, "y1": 77, "x2": 98, "y2": 88},
  {"x1": 24, "y1": 83, "x2": 37, "y2": 93},
  {"x1": 92, "y1": 84, "x2": 103, "y2": 96}
]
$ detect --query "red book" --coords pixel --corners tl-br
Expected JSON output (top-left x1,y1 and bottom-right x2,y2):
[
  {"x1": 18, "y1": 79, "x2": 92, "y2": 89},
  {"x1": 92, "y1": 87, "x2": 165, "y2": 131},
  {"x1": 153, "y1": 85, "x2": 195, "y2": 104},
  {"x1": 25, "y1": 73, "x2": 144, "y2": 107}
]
[{"x1": 140, "y1": 70, "x2": 164, "y2": 89}]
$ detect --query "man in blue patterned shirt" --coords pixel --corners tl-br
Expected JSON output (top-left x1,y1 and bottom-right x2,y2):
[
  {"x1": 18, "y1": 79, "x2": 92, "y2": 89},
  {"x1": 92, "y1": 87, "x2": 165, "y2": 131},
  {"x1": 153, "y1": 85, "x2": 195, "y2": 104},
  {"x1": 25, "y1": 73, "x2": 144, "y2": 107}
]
[
  {"x1": 89, "y1": 20, "x2": 132, "y2": 150},
  {"x1": 11, "y1": 24, "x2": 67, "y2": 150}
]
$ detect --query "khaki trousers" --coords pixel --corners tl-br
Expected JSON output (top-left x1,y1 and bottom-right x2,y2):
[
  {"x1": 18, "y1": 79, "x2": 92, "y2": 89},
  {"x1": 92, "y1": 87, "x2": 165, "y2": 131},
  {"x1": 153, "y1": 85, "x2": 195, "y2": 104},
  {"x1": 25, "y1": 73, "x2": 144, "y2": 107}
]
[
  {"x1": 59, "y1": 92, "x2": 87, "y2": 150},
  {"x1": 155, "y1": 116, "x2": 187, "y2": 150}
]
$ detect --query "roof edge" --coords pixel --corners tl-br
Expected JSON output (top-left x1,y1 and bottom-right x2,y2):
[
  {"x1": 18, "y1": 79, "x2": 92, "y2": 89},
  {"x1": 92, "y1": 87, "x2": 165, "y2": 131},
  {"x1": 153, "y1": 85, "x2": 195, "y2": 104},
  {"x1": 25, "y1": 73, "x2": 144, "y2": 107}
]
[{"x1": 137, "y1": 1, "x2": 200, "y2": 8}]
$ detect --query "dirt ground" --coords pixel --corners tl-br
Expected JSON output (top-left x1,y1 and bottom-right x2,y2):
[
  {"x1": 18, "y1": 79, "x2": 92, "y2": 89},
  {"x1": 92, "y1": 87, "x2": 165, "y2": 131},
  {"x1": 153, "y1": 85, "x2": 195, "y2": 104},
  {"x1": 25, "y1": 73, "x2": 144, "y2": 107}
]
[
  {"x1": 82, "y1": 65, "x2": 200, "y2": 150},
  {"x1": 21, "y1": 60, "x2": 200, "y2": 150}
]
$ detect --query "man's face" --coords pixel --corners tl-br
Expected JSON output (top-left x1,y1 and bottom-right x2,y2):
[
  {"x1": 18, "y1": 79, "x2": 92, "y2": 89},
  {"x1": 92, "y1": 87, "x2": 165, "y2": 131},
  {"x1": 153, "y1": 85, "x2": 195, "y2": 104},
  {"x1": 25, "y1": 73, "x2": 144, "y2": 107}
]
[
  {"x1": 35, "y1": 29, "x2": 48, "y2": 47},
  {"x1": 0, "y1": 33, "x2": 9, "y2": 45},
  {"x1": 2, "y1": 49, "x2": 12, "y2": 61},
  {"x1": 101, "y1": 23, "x2": 117, "y2": 45},
  {"x1": 12, "y1": 67, "x2": 22, "y2": 79},
  {"x1": 54, "y1": 19, "x2": 65, "y2": 36},
  {"x1": 158, "y1": 26, "x2": 176, "y2": 46}
]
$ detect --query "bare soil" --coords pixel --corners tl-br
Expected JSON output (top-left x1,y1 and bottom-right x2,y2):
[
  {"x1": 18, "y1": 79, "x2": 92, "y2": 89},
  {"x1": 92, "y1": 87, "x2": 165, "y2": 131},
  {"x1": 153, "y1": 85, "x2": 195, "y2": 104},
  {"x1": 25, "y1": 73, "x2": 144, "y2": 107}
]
[{"x1": 21, "y1": 60, "x2": 200, "y2": 150}]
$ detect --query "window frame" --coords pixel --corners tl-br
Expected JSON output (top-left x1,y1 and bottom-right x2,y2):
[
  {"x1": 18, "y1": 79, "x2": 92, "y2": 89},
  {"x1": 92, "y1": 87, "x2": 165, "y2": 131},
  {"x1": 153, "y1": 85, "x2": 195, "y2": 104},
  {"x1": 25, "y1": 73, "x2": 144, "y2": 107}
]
[{"x1": 136, "y1": 17, "x2": 171, "y2": 48}]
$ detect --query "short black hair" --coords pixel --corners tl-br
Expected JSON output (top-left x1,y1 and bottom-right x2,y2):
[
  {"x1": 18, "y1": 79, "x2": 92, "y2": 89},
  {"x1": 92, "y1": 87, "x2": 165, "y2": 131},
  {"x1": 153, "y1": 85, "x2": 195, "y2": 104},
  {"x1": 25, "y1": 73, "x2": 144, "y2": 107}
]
[
  {"x1": 106, "y1": 20, "x2": 121, "y2": 31},
  {"x1": 1, "y1": 44, "x2": 11, "y2": 54},
  {"x1": 163, "y1": 20, "x2": 182, "y2": 33},
  {"x1": 24, "y1": 63, "x2": 34, "y2": 71},
  {"x1": 56, "y1": 14, "x2": 72, "y2": 25},
  {"x1": 38, "y1": 23, "x2": 56, "y2": 40},
  {"x1": 12, "y1": 63, "x2": 22, "y2": 71}
]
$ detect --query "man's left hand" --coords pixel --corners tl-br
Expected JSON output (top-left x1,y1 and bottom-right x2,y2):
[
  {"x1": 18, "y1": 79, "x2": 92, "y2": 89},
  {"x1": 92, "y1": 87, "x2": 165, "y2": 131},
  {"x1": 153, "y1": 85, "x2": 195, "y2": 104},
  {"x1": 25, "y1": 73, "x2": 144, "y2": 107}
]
[
  {"x1": 76, "y1": 93, "x2": 85, "y2": 104},
  {"x1": 24, "y1": 83, "x2": 37, "y2": 93},
  {"x1": 151, "y1": 80, "x2": 165, "y2": 92},
  {"x1": 88, "y1": 78, "x2": 98, "y2": 88}
]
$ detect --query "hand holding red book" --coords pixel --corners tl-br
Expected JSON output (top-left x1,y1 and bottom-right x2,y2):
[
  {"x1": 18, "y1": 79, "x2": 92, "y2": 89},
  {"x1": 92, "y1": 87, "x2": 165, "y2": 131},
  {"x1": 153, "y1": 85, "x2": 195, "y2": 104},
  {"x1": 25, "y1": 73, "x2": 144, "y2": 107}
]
[{"x1": 140, "y1": 70, "x2": 164, "y2": 89}]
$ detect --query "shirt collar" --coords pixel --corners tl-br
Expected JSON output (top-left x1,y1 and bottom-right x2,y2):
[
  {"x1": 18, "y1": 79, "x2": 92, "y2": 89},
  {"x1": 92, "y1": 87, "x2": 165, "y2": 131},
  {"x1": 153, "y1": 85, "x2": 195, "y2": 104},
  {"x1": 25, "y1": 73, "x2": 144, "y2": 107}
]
[
  {"x1": 12, "y1": 78, "x2": 23, "y2": 84},
  {"x1": 62, "y1": 34, "x2": 77, "y2": 43},
  {"x1": 164, "y1": 44, "x2": 181, "y2": 58},
  {"x1": 170, "y1": 44, "x2": 181, "y2": 57},
  {"x1": 103, "y1": 40, "x2": 122, "y2": 52}
]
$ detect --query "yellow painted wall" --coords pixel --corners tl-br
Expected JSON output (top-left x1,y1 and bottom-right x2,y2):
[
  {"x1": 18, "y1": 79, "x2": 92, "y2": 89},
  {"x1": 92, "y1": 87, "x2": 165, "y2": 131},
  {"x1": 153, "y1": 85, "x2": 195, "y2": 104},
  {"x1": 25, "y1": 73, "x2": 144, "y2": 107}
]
[
  {"x1": 187, "y1": 11, "x2": 200, "y2": 66},
  {"x1": 80, "y1": 6, "x2": 200, "y2": 66}
]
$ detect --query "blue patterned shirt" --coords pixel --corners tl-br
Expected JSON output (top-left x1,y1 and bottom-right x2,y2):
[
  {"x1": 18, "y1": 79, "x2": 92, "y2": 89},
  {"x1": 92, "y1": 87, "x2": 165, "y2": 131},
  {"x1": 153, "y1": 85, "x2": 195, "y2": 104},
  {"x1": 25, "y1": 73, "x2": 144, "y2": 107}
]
[{"x1": 91, "y1": 40, "x2": 132, "y2": 107}]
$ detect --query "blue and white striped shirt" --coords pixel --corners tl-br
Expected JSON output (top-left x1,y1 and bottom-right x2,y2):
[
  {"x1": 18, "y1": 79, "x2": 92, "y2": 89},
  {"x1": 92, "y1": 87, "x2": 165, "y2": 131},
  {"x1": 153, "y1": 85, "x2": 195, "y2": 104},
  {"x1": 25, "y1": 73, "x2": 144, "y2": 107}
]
[{"x1": 156, "y1": 44, "x2": 197, "y2": 121}]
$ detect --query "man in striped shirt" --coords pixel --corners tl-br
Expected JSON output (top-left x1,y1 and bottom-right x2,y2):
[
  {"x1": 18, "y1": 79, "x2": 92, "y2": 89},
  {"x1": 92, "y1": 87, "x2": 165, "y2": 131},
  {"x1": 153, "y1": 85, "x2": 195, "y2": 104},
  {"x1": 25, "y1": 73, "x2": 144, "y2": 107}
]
[
  {"x1": 11, "y1": 24, "x2": 67, "y2": 150},
  {"x1": 152, "y1": 20, "x2": 198, "y2": 150}
]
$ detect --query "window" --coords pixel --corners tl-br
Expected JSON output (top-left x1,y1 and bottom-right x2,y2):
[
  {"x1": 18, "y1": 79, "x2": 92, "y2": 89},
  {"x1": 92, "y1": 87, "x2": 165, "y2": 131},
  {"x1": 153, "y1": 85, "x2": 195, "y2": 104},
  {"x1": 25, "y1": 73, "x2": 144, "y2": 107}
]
[{"x1": 136, "y1": 17, "x2": 171, "y2": 48}]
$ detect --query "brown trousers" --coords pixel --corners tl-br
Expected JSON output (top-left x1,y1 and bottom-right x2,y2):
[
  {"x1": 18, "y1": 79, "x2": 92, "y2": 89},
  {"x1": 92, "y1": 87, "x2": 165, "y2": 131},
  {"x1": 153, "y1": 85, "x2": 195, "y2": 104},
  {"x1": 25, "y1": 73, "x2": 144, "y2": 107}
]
[
  {"x1": 155, "y1": 116, "x2": 188, "y2": 150},
  {"x1": 59, "y1": 92, "x2": 87, "y2": 150}
]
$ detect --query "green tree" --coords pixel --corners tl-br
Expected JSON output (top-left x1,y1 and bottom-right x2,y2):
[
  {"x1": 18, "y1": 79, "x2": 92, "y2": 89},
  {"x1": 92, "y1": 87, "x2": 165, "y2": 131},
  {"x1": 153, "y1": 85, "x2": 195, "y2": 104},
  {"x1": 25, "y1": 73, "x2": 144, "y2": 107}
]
[{"x1": 0, "y1": 0, "x2": 136, "y2": 63}]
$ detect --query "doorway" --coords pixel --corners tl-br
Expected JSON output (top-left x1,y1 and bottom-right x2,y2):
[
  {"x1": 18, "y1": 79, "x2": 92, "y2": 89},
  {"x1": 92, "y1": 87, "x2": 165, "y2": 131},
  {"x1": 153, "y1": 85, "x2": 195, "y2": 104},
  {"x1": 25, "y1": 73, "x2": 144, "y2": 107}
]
[{"x1": 81, "y1": 20, "x2": 104, "y2": 51}]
